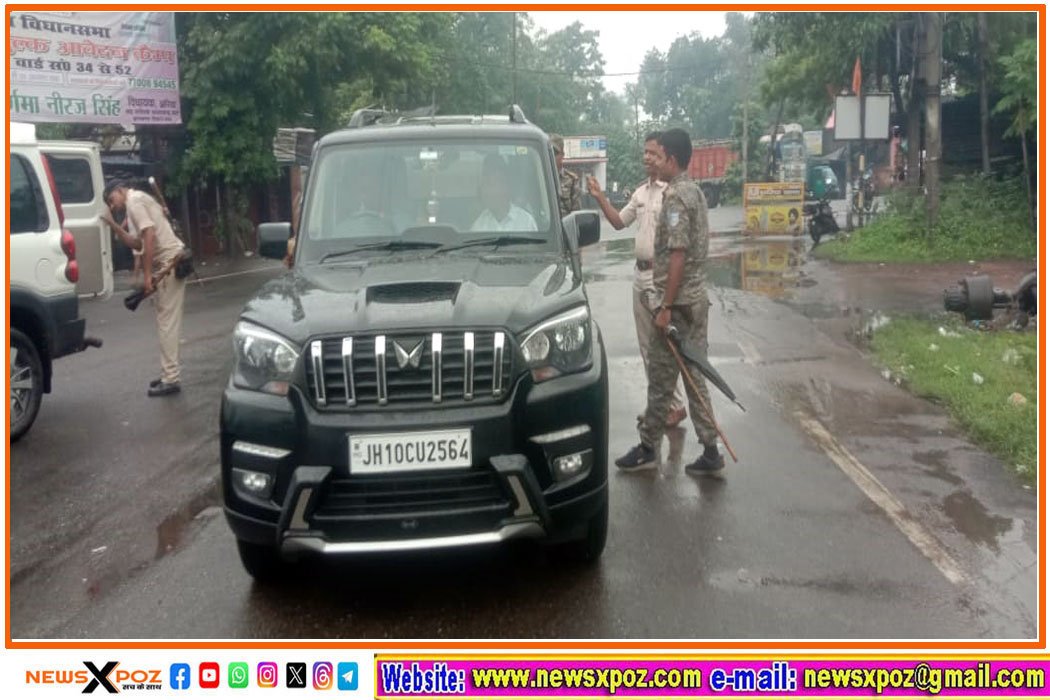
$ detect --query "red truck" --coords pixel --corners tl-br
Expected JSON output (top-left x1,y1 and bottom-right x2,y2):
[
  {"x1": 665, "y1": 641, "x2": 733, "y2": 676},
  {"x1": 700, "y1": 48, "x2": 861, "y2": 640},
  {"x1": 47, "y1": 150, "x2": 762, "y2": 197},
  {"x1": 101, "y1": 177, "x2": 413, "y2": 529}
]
[{"x1": 687, "y1": 140, "x2": 738, "y2": 208}]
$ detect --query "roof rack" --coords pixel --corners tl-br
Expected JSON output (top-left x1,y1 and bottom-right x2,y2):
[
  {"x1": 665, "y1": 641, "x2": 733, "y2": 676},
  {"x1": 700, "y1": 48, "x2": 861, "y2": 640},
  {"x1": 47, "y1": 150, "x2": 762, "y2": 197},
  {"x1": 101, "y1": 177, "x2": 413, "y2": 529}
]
[
  {"x1": 347, "y1": 104, "x2": 531, "y2": 129},
  {"x1": 347, "y1": 107, "x2": 392, "y2": 128}
]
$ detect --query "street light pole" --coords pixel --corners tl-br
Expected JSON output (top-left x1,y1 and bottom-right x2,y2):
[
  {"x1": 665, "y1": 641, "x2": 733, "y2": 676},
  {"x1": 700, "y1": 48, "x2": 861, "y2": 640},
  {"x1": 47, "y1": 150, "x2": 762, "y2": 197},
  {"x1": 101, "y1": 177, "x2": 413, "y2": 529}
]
[{"x1": 511, "y1": 12, "x2": 518, "y2": 105}]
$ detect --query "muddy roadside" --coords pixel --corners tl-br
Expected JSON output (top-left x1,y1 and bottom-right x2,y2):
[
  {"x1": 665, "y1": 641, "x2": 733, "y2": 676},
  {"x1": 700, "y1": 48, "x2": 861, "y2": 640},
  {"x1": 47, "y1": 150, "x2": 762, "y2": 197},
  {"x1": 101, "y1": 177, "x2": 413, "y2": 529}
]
[{"x1": 696, "y1": 236, "x2": 1038, "y2": 637}]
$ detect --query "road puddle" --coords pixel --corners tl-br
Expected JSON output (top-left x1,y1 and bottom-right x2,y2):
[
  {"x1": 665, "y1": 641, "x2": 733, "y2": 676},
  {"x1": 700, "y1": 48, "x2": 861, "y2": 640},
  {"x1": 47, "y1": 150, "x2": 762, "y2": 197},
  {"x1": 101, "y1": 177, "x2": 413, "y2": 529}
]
[
  {"x1": 707, "y1": 236, "x2": 808, "y2": 300},
  {"x1": 592, "y1": 235, "x2": 815, "y2": 303},
  {"x1": 155, "y1": 484, "x2": 222, "y2": 560}
]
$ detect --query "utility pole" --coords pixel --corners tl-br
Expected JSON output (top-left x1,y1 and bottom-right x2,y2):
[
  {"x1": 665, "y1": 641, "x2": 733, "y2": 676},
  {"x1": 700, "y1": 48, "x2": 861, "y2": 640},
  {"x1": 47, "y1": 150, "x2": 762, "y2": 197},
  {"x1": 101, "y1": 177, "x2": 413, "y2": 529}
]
[
  {"x1": 511, "y1": 12, "x2": 518, "y2": 105},
  {"x1": 924, "y1": 11, "x2": 943, "y2": 232},
  {"x1": 742, "y1": 34, "x2": 751, "y2": 191}
]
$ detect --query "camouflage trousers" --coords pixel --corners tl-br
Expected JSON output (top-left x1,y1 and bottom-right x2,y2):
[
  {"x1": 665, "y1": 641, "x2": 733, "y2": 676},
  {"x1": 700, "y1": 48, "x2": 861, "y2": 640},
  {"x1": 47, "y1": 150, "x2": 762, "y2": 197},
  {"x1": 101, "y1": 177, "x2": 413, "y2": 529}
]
[{"x1": 639, "y1": 297, "x2": 719, "y2": 448}]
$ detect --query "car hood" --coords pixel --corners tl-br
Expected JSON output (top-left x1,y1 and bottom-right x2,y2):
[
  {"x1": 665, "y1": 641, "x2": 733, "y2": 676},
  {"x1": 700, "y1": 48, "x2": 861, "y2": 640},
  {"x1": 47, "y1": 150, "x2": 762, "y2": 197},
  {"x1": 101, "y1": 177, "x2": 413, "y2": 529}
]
[{"x1": 240, "y1": 253, "x2": 584, "y2": 345}]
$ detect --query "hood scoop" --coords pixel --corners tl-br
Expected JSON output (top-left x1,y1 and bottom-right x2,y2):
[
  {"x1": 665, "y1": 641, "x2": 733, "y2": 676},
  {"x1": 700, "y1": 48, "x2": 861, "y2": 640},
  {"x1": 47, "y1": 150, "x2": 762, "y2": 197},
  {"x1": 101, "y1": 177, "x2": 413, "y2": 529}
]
[{"x1": 367, "y1": 281, "x2": 461, "y2": 305}]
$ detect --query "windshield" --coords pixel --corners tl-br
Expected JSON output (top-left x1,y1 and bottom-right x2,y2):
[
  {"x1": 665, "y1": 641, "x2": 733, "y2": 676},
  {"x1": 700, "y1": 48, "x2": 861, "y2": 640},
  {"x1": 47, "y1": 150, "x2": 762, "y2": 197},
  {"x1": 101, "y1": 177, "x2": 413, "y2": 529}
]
[{"x1": 298, "y1": 139, "x2": 557, "y2": 264}]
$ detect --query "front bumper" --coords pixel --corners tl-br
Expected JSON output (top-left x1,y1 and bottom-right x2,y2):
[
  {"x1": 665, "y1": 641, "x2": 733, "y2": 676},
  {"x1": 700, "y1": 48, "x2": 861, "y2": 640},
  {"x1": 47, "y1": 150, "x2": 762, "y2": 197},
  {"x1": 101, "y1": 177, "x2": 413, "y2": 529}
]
[{"x1": 221, "y1": 335, "x2": 608, "y2": 555}]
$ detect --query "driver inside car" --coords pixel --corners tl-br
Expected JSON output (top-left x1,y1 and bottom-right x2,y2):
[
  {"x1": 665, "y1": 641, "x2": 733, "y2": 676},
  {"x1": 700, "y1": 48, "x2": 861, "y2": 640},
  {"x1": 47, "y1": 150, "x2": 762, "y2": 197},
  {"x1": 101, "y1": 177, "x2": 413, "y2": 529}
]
[{"x1": 470, "y1": 153, "x2": 537, "y2": 232}]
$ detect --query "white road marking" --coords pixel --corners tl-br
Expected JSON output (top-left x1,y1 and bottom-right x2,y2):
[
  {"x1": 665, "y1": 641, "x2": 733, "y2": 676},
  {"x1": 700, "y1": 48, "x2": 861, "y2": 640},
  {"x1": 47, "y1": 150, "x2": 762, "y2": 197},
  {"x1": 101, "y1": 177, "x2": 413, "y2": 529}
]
[{"x1": 794, "y1": 411, "x2": 968, "y2": 586}]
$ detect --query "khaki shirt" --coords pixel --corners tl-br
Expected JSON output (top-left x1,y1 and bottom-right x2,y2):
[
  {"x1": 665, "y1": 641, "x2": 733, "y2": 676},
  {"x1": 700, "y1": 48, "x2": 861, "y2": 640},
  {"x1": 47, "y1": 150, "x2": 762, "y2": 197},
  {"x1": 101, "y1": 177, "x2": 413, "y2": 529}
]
[
  {"x1": 124, "y1": 189, "x2": 183, "y2": 273},
  {"x1": 558, "y1": 168, "x2": 581, "y2": 217},
  {"x1": 619, "y1": 178, "x2": 666, "y2": 290},
  {"x1": 653, "y1": 172, "x2": 709, "y2": 305}
]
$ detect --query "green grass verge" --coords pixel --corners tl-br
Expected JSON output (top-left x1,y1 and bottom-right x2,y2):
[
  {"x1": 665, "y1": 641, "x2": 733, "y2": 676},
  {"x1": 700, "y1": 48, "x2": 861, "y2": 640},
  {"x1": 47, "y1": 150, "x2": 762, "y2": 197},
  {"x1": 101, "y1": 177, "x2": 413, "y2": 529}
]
[
  {"x1": 814, "y1": 174, "x2": 1037, "y2": 263},
  {"x1": 870, "y1": 317, "x2": 1038, "y2": 481}
]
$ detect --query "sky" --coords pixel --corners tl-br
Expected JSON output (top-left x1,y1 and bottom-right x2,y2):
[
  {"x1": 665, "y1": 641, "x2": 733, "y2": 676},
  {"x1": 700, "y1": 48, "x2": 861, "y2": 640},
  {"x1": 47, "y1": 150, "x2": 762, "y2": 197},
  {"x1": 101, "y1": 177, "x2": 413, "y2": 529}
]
[{"x1": 528, "y1": 11, "x2": 730, "y2": 95}]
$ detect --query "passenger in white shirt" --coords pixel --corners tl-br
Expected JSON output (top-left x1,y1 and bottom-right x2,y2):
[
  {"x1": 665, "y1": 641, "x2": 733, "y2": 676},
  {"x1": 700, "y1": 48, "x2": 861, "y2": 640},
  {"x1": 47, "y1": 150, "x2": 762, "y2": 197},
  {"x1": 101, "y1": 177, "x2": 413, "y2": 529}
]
[{"x1": 471, "y1": 153, "x2": 537, "y2": 232}]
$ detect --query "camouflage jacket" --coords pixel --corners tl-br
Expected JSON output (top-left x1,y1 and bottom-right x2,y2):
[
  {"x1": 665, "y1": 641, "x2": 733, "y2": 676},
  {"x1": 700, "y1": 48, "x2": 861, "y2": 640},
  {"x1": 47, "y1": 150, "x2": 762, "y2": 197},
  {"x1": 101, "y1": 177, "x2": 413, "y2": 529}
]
[
  {"x1": 652, "y1": 172, "x2": 710, "y2": 305},
  {"x1": 558, "y1": 168, "x2": 581, "y2": 217}
]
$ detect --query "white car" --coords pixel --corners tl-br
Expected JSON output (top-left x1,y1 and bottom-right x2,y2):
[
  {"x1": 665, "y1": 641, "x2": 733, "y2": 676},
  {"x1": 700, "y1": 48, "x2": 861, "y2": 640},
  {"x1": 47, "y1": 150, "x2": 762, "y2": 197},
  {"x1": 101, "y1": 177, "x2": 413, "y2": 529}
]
[{"x1": 9, "y1": 122, "x2": 110, "y2": 440}]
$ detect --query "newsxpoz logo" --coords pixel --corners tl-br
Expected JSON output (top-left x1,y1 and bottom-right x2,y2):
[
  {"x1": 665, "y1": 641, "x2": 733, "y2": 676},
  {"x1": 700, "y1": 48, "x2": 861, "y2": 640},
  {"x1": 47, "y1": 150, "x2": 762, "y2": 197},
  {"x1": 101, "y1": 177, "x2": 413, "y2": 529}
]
[{"x1": 26, "y1": 661, "x2": 163, "y2": 693}]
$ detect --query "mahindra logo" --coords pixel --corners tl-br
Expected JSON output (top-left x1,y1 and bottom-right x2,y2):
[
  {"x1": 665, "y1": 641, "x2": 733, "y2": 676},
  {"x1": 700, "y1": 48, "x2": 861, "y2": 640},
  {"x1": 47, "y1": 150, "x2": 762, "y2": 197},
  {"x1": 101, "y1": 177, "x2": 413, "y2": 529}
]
[{"x1": 393, "y1": 339, "x2": 424, "y2": 369}]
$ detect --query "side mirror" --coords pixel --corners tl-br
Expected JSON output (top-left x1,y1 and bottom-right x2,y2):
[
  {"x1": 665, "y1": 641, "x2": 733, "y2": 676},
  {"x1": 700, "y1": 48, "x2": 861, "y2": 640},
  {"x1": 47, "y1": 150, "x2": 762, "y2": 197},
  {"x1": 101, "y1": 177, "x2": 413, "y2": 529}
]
[
  {"x1": 258, "y1": 222, "x2": 292, "y2": 260},
  {"x1": 563, "y1": 211, "x2": 600, "y2": 250},
  {"x1": 574, "y1": 211, "x2": 600, "y2": 247}
]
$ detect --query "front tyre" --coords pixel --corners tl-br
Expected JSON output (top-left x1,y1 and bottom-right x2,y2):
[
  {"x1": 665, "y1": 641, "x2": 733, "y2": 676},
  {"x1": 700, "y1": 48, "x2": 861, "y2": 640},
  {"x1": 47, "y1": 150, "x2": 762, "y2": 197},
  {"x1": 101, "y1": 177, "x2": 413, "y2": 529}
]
[
  {"x1": 10, "y1": 329, "x2": 44, "y2": 442},
  {"x1": 236, "y1": 539, "x2": 289, "y2": 583},
  {"x1": 549, "y1": 492, "x2": 608, "y2": 565}
]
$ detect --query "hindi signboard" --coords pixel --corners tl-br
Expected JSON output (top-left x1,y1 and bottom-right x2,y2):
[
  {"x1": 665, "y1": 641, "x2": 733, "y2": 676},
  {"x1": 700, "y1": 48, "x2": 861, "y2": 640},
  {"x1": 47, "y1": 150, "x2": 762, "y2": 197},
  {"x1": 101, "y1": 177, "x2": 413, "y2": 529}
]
[
  {"x1": 563, "y1": 135, "x2": 607, "y2": 160},
  {"x1": 9, "y1": 11, "x2": 181, "y2": 125},
  {"x1": 744, "y1": 182, "x2": 805, "y2": 235}
]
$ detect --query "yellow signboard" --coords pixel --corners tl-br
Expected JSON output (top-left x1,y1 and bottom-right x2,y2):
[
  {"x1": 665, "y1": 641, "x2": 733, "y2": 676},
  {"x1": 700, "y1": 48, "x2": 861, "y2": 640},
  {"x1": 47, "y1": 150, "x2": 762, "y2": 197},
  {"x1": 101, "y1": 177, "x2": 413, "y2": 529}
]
[{"x1": 744, "y1": 182, "x2": 805, "y2": 235}]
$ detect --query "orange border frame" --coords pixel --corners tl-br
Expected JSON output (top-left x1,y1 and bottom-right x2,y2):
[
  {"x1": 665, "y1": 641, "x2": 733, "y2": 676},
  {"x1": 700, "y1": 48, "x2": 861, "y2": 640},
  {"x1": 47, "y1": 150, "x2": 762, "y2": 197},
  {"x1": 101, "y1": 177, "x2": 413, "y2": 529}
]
[{"x1": 4, "y1": 2, "x2": 1046, "y2": 652}]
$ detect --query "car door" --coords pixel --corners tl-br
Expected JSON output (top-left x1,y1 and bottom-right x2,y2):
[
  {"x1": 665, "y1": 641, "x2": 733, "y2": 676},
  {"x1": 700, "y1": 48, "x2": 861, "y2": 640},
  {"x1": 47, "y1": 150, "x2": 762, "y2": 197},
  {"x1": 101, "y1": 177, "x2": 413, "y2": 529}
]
[{"x1": 40, "y1": 141, "x2": 113, "y2": 299}]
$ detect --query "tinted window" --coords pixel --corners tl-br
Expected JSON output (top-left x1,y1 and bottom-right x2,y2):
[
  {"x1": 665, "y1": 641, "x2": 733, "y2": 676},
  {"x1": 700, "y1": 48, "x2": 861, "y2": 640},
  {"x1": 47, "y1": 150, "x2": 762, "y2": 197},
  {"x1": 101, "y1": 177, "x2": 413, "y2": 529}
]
[
  {"x1": 44, "y1": 154, "x2": 94, "y2": 204},
  {"x1": 9, "y1": 155, "x2": 48, "y2": 234}
]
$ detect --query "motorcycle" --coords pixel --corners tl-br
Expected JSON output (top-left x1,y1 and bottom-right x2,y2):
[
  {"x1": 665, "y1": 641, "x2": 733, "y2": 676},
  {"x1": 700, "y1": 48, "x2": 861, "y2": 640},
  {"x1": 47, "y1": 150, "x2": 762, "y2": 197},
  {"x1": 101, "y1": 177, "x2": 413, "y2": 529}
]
[{"x1": 804, "y1": 192, "x2": 839, "y2": 245}]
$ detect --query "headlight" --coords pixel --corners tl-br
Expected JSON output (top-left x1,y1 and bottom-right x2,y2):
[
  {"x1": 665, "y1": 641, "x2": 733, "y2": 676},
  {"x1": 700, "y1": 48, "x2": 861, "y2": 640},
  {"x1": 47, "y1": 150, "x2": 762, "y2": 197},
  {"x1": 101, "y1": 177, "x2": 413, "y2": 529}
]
[
  {"x1": 232, "y1": 321, "x2": 300, "y2": 396},
  {"x1": 520, "y1": 307, "x2": 592, "y2": 382}
]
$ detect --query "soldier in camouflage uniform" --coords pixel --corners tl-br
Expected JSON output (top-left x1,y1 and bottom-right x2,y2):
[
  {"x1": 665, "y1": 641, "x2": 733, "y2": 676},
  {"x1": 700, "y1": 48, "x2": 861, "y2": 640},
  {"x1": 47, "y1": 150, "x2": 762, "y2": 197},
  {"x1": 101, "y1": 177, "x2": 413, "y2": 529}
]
[
  {"x1": 550, "y1": 134, "x2": 581, "y2": 217},
  {"x1": 615, "y1": 128, "x2": 725, "y2": 476}
]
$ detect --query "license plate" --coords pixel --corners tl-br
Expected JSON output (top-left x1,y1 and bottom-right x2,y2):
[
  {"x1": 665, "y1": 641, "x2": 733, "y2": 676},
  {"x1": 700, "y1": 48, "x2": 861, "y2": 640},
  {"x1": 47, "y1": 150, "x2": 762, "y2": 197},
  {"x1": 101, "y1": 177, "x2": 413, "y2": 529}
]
[{"x1": 349, "y1": 428, "x2": 472, "y2": 474}]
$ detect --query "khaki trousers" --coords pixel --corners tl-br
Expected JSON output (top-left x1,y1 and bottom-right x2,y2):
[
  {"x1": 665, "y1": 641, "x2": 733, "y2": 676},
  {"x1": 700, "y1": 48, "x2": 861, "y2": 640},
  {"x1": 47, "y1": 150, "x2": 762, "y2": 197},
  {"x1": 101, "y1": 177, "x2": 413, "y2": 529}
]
[
  {"x1": 153, "y1": 273, "x2": 186, "y2": 384},
  {"x1": 633, "y1": 286, "x2": 684, "y2": 413}
]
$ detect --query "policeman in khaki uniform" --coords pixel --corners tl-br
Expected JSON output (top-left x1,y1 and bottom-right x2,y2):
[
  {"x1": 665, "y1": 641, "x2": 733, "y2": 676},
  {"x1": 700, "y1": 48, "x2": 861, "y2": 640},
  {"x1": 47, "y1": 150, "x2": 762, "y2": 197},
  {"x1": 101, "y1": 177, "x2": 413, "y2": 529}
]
[
  {"x1": 549, "y1": 134, "x2": 581, "y2": 217},
  {"x1": 615, "y1": 128, "x2": 724, "y2": 476},
  {"x1": 103, "y1": 181, "x2": 187, "y2": 397},
  {"x1": 586, "y1": 131, "x2": 686, "y2": 428}
]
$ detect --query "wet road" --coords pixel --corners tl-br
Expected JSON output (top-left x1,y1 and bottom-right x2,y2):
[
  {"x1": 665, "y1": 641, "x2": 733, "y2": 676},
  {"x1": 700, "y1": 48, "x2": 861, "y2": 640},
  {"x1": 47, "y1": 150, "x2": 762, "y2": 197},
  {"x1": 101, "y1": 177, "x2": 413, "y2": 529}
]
[{"x1": 9, "y1": 225, "x2": 1037, "y2": 639}]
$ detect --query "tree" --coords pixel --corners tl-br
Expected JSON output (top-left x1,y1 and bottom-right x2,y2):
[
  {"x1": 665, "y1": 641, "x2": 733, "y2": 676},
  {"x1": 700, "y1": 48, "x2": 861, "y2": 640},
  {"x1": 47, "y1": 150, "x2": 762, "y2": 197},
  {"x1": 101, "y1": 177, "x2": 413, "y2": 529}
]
[
  {"x1": 995, "y1": 37, "x2": 1037, "y2": 230},
  {"x1": 638, "y1": 14, "x2": 761, "y2": 139},
  {"x1": 173, "y1": 13, "x2": 440, "y2": 250}
]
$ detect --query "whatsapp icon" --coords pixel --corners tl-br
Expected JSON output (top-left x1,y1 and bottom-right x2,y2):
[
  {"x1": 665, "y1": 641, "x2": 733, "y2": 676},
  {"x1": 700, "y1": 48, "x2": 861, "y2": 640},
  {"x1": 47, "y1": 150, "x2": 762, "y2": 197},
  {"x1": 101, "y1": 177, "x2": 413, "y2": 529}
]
[{"x1": 229, "y1": 662, "x2": 249, "y2": 689}]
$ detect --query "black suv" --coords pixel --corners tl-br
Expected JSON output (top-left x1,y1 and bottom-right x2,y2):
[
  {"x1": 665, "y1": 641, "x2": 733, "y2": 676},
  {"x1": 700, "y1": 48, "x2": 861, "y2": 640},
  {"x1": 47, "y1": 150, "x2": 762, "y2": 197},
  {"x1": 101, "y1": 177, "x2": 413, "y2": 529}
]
[{"x1": 221, "y1": 107, "x2": 609, "y2": 580}]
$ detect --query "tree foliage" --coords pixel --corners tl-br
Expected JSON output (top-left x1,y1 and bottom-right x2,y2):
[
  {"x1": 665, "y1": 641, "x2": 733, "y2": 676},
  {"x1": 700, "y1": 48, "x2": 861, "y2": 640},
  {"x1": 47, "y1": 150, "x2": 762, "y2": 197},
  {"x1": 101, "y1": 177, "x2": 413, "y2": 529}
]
[
  {"x1": 637, "y1": 13, "x2": 759, "y2": 138},
  {"x1": 173, "y1": 12, "x2": 442, "y2": 189},
  {"x1": 994, "y1": 37, "x2": 1037, "y2": 139}
]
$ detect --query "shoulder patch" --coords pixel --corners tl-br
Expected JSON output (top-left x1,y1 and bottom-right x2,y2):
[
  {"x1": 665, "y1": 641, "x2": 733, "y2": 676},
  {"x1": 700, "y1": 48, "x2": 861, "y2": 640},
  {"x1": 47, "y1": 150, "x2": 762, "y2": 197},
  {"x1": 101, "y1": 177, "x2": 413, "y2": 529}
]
[{"x1": 668, "y1": 211, "x2": 680, "y2": 227}]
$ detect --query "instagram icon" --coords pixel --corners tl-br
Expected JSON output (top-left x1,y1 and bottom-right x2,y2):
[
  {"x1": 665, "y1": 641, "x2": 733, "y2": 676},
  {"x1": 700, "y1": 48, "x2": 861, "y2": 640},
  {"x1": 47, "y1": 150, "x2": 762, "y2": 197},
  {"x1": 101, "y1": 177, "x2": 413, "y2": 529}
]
[
  {"x1": 258, "y1": 662, "x2": 278, "y2": 688},
  {"x1": 313, "y1": 662, "x2": 334, "y2": 690}
]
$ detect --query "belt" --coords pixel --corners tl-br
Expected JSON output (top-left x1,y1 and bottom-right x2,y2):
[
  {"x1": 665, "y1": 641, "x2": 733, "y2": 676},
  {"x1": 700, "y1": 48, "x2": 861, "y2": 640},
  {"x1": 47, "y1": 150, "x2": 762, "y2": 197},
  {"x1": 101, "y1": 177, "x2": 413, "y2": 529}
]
[{"x1": 635, "y1": 259, "x2": 653, "y2": 271}]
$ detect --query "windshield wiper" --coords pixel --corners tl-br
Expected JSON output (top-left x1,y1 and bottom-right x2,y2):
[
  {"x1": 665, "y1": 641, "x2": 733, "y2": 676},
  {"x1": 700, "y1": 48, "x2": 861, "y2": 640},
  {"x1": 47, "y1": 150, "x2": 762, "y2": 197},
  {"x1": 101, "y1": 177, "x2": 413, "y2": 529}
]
[
  {"x1": 432, "y1": 235, "x2": 548, "y2": 255},
  {"x1": 318, "y1": 240, "x2": 442, "y2": 263}
]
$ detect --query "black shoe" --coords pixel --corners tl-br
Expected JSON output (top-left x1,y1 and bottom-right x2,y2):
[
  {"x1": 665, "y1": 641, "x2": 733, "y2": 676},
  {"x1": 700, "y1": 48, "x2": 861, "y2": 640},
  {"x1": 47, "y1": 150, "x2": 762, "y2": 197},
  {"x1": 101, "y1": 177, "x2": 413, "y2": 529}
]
[
  {"x1": 149, "y1": 378, "x2": 163, "y2": 388},
  {"x1": 615, "y1": 443, "x2": 656, "y2": 471},
  {"x1": 148, "y1": 381, "x2": 181, "y2": 397},
  {"x1": 685, "y1": 448, "x2": 725, "y2": 476}
]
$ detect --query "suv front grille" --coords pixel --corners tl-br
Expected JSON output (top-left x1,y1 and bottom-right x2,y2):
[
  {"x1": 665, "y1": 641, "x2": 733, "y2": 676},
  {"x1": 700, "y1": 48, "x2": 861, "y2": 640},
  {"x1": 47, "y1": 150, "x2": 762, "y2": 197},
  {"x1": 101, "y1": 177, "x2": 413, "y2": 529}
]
[
  {"x1": 313, "y1": 470, "x2": 513, "y2": 520},
  {"x1": 305, "y1": 330, "x2": 514, "y2": 408}
]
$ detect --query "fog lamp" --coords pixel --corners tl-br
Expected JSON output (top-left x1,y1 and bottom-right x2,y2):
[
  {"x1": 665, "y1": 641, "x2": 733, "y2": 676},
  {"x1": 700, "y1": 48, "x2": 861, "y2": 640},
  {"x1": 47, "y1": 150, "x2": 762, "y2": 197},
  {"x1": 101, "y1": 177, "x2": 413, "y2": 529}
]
[
  {"x1": 553, "y1": 452, "x2": 587, "y2": 481},
  {"x1": 233, "y1": 468, "x2": 273, "y2": 498}
]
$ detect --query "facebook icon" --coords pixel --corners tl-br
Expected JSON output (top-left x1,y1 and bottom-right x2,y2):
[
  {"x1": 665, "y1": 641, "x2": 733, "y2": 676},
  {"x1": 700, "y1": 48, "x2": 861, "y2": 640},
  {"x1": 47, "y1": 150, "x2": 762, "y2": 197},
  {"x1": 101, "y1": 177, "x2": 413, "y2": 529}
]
[{"x1": 170, "y1": 663, "x2": 191, "y2": 690}]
